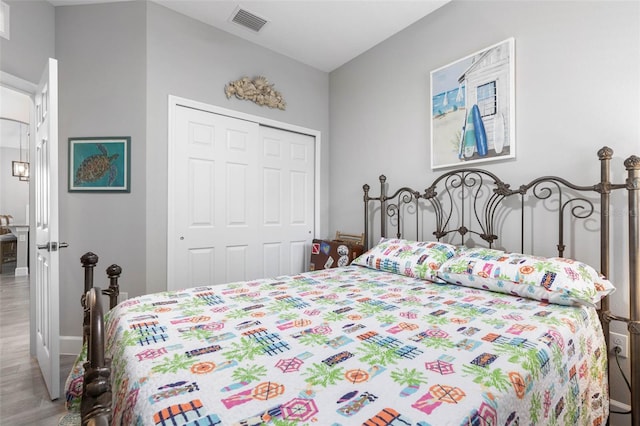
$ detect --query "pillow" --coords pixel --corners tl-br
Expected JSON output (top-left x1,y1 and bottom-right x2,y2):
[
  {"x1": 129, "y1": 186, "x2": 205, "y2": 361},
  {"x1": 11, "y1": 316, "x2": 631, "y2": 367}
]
[
  {"x1": 352, "y1": 238, "x2": 457, "y2": 281},
  {"x1": 437, "y1": 247, "x2": 615, "y2": 306}
]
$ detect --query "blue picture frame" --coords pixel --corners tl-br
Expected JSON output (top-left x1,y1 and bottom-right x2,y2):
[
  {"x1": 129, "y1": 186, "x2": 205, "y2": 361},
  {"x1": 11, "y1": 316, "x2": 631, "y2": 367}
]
[{"x1": 68, "y1": 136, "x2": 130, "y2": 192}]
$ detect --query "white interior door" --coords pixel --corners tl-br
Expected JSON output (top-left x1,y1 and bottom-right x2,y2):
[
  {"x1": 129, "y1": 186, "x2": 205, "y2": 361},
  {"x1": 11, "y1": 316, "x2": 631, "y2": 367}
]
[
  {"x1": 259, "y1": 126, "x2": 315, "y2": 277},
  {"x1": 34, "y1": 58, "x2": 60, "y2": 400},
  {"x1": 168, "y1": 105, "x2": 315, "y2": 290}
]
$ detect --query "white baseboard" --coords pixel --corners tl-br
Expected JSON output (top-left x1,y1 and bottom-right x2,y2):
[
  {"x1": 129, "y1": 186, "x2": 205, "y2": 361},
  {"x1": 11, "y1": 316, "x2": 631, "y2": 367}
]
[
  {"x1": 14, "y1": 266, "x2": 28, "y2": 276},
  {"x1": 60, "y1": 335, "x2": 82, "y2": 355}
]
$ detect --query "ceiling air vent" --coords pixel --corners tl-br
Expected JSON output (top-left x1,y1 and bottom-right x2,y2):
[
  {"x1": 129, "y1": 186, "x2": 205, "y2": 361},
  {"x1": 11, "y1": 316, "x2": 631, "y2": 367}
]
[{"x1": 230, "y1": 7, "x2": 268, "y2": 32}]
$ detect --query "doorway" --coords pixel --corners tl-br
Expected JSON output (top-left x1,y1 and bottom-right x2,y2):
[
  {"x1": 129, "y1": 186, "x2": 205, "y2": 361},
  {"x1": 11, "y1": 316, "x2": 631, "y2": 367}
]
[
  {"x1": 0, "y1": 117, "x2": 29, "y2": 274},
  {"x1": 0, "y1": 86, "x2": 31, "y2": 276},
  {"x1": 0, "y1": 63, "x2": 63, "y2": 401}
]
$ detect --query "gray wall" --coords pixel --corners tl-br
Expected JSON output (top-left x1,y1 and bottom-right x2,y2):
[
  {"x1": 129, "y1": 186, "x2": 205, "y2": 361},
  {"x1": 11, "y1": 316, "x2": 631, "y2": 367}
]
[
  {"x1": 145, "y1": 2, "x2": 330, "y2": 294},
  {"x1": 329, "y1": 0, "x2": 639, "y2": 414},
  {"x1": 0, "y1": 0, "x2": 329, "y2": 342},
  {"x1": 53, "y1": 1, "x2": 330, "y2": 332},
  {"x1": 0, "y1": 0, "x2": 55, "y2": 83},
  {"x1": 1, "y1": 0, "x2": 637, "y2": 416},
  {"x1": 0, "y1": 0, "x2": 53, "y2": 226},
  {"x1": 55, "y1": 1, "x2": 148, "y2": 338}
]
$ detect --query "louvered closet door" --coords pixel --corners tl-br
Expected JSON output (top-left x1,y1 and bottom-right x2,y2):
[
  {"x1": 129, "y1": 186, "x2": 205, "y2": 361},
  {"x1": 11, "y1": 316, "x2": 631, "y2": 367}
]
[{"x1": 170, "y1": 106, "x2": 315, "y2": 290}]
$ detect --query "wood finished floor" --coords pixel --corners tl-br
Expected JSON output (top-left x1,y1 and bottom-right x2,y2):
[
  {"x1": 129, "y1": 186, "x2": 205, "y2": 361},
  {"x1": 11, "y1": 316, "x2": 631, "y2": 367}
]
[{"x1": 0, "y1": 268, "x2": 75, "y2": 425}]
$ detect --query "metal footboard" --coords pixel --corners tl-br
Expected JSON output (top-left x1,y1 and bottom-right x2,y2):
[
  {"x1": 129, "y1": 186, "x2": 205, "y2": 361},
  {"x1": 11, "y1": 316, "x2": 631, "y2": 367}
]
[{"x1": 79, "y1": 252, "x2": 122, "y2": 425}]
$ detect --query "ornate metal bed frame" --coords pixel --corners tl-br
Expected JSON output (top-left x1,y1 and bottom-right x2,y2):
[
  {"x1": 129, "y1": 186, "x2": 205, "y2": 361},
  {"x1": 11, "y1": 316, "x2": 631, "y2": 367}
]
[
  {"x1": 79, "y1": 252, "x2": 120, "y2": 426},
  {"x1": 79, "y1": 146, "x2": 639, "y2": 425}
]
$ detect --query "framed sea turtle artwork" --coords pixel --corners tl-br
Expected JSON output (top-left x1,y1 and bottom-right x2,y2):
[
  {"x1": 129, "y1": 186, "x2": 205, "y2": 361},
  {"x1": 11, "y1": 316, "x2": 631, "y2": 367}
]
[{"x1": 68, "y1": 136, "x2": 130, "y2": 192}]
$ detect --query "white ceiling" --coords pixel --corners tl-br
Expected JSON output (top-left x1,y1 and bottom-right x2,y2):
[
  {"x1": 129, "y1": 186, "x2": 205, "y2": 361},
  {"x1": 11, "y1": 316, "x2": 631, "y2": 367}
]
[{"x1": 48, "y1": 0, "x2": 450, "y2": 72}]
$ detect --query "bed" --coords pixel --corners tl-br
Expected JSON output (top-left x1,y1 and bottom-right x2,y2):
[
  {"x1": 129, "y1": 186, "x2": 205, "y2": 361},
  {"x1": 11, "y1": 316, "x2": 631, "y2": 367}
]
[{"x1": 68, "y1": 146, "x2": 639, "y2": 426}]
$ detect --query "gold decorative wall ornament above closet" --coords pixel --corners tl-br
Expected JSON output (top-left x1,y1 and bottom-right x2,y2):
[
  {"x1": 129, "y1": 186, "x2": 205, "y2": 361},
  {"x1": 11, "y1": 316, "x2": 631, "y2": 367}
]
[{"x1": 224, "y1": 76, "x2": 286, "y2": 110}]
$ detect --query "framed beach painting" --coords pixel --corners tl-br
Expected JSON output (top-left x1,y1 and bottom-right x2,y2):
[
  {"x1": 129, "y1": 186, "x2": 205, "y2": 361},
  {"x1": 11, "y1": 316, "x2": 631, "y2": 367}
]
[
  {"x1": 430, "y1": 38, "x2": 515, "y2": 169},
  {"x1": 68, "y1": 136, "x2": 130, "y2": 192}
]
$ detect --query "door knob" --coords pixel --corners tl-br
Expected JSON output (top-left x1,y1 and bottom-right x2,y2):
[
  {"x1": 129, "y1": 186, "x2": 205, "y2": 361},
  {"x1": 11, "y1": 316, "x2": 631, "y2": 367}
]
[{"x1": 37, "y1": 242, "x2": 69, "y2": 251}]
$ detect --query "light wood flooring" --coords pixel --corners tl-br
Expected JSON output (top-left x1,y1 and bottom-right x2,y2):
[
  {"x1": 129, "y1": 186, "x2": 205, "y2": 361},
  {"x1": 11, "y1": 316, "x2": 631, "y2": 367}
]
[{"x1": 0, "y1": 269, "x2": 76, "y2": 425}]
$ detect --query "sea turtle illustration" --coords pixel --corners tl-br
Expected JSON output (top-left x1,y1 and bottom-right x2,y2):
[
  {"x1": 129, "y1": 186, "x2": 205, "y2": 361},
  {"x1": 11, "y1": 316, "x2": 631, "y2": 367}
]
[{"x1": 75, "y1": 143, "x2": 119, "y2": 185}]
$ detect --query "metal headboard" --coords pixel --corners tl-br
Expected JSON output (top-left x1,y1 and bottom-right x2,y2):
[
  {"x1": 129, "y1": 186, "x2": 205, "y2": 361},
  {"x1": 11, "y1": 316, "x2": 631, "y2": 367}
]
[
  {"x1": 364, "y1": 156, "x2": 608, "y2": 255},
  {"x1": 363, "y1": 146, "x2": 639, "y2": 425}
]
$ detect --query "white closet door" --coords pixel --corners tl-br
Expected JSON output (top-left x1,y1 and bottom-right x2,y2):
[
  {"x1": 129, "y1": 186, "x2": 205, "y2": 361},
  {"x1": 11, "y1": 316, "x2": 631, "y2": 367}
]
[
  {"x1": 259, "y1": 126, "x2": 315, "y2": 278},
  {"x1": 169, "y1": 106, "x2": 315, "y2": 290}
]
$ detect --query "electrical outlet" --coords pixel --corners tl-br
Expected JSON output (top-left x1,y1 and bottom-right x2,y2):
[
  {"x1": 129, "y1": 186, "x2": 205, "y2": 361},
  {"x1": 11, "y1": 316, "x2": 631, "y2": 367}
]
[
  {"x1": 610, "y1": 332, "x2": 628, "y2": 358},
  {"x1": 118, "y1": 292, "x2": 129, "y2": 303}
]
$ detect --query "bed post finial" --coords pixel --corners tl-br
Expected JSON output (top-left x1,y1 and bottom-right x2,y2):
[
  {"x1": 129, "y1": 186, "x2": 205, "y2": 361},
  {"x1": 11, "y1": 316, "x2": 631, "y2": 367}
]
[
  {"x1": 81, "y1": 251, "x2": 98, "y2": 266},
  {"x1": 380, "y1": 175, "x2": 387, "y2": 241},
  {"x1": 363, "y1": 183, "x2": 370, "y2": 249},
  {"x1": 597, "y1": 146, "x2": 613, "y2": 160},
  {"x1": 81, "y1": 252, "x2": 99, "y2": 293},
  {"x1": 80, "y1": 252, "x2": 99, "y2": 346},
  {"x1": 625, "y1": 155, "x2": 640, "y2": 172},
  {"x1": 104, "y1": 264, "x2": 122, "y2": 309}
]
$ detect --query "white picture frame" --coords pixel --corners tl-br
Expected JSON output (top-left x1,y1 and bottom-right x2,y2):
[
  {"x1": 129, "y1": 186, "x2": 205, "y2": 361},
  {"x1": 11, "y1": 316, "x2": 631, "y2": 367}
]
[{"x1": 430, "y1": 38, "x2": 515, "y2": 170}]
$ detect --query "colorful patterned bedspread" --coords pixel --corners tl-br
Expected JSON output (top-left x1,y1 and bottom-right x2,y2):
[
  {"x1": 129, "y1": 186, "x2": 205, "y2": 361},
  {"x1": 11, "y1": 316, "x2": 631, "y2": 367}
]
[{"x1": 102, "y1": 266, "x2": 608, "y2": 425}]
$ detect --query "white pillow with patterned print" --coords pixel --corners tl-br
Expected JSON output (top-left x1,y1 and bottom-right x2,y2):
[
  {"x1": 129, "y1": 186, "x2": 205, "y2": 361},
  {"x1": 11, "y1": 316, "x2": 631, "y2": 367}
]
[
  {"x1": 352, "y1": 238, "x2": 457, "y2": 282},
  {"x1": 437, "y1": 247, "x2": 615, "y2": 306}
]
